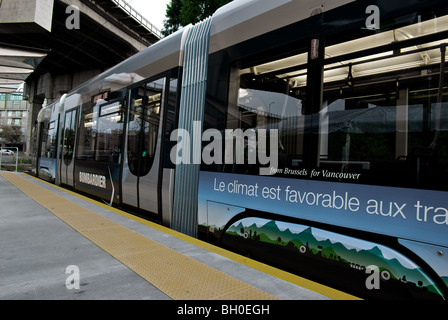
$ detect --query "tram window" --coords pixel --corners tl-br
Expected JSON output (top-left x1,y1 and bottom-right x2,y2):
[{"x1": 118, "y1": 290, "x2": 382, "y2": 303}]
[
  {"x1": 222, "y1": 14, "x2": 448, "y2": 190},
  {"x1": 319, "y1": 14, "x2": 448, "y2": 190},
  {"x1": 127, "y1": 78, "x2": 164, "y2": 176},
  {"x1": 324, "y1": 14, "x2": 448, "y2": 62},
  {"x1": 62, "y1": 109, "x2": 77, "y2": 166},
  {"x1": 225, "y1": 51, "x2": 307, "y2": 174},
  {"x1": 163, "y1": 77, "x2": 179, "y2": 168},
  {"x1": 40, "y1": 121, "x2": 57, "y2": 158},
  {"x1": 128, "y1": 85, "x2": 144, "y2": 174},
  {"x1": 76, "y1": 103, "x2": 96, "y2": 161},
  {"x1": 77, "y1": 98, "x2": 123, "y2": 163},
  {"x1": 95, "y1": 100, "x2": 123, "y2": 163}
]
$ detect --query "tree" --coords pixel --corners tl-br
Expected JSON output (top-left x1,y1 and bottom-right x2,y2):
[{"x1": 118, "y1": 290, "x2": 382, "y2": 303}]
[
  {"x1": 0, "y1": 124, "x2": 23, "y2": 146},
  {"x1": 162, "y1": 0, "x2": 233, "y2": 36},
  {"x1": 163, "y1": 0, "x2": 182, "y2": 36}
]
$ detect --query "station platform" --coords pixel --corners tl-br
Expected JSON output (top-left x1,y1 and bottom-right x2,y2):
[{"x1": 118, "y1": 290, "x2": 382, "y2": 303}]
[{"x1": 0, "y1": 171, "x2": 358, "y2": 301}]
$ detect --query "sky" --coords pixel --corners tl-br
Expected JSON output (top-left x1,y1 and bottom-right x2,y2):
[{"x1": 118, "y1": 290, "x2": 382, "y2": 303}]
[{"x1": 126, "y1": 0, "x2": 171, "y2": 31}]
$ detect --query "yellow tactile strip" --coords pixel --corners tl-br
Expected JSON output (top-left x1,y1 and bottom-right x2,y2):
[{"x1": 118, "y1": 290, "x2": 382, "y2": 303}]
[{"x1": 1, "y1": 172, "x2": 277, "y2": 300}]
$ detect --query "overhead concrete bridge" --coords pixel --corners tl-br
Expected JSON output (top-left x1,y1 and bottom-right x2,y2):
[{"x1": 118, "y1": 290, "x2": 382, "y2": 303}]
[{"x1": 0, "y1": 0, "x2": 162, "y2": 154}]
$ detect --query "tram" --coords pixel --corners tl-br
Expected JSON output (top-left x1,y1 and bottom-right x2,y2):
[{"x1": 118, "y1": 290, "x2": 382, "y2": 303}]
[{"x1": 34, "y1": 0, "x2": 448, "y2": 299}]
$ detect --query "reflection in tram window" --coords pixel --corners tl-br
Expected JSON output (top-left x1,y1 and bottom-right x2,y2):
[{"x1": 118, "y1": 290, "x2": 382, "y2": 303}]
[
  {"x1": 224, "y1": 13, "x2": 448, "y2": 191},
  {"x1": 225, "y1": 50, "x2": 307, "y2": 174},
  {"x1": 321, "y1": 20, "x2": 448, "y2": 190},
  {"x1": 77, "y1": 103, "x2": 96, "y2": 161},
  {"x1": 76, "y1": 99, "x2": 123, "y2": 163},
  {"x1": 62, "y1": 109, "x2": 77, "y2": 166},
  {"x1": 127, "y1": 78, "x2": 164, "y2": 176},
  {"x1": 40, "y1": 120, "x2": 57, "y2": 158},
  {"x1": 96, "y1": 101, "x2": 123, "y2": 163}
]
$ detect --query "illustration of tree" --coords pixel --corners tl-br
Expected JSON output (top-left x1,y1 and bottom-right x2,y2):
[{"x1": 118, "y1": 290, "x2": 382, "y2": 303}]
[{"x1": 253, "y1": 231, "x2": 259, "y2": 241}]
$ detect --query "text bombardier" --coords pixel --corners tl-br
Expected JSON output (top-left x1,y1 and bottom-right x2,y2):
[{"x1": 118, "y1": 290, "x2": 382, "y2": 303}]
[
  {"x1": 79, "y1": 172, "x2": 106, "y2": 189},
  {"x1": 170, "y1": 121, "x2": 278, "y2": 175}
]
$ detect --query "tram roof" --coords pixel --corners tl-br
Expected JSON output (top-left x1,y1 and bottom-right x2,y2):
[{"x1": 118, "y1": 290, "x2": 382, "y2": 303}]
[{"x1": 209, "y1": 0, "x2": 355, "y2": 53}]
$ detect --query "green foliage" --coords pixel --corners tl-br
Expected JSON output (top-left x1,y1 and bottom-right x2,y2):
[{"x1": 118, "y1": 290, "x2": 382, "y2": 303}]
[
  {"x1": 162, "y1": 0, "x2": 233, "y2": 36},
  {"x1": 0, "y1": 124, "x2": 23, "y2": 145}
]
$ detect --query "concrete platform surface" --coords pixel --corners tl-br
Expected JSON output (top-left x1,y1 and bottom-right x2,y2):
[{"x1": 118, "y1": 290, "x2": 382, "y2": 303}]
[{"x1": 0, "y1": 172, "x2": 354, "y2": 301}]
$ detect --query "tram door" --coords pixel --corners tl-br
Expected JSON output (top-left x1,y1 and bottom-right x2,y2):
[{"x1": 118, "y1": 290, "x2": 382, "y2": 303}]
[
  {"x1": 60, "y1": 108, "x2": 78, "y2": 186},
  {"x1": 122, "y1": 78, "x2": 165, "y2": 214}
]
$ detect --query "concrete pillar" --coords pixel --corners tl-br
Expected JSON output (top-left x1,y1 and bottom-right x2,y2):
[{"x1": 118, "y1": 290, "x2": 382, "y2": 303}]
[
  {"x1": 0, "y1": 0, "x2": 54, "y2": 33},
  {"x1": 26, "y1": 94, "x2": 46, "y2": 157}
]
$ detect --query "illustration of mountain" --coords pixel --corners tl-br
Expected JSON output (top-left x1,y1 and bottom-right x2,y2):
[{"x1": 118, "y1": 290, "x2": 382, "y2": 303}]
[{"x1": 226, "y1": 219, "x2": 440, "y2": 290}]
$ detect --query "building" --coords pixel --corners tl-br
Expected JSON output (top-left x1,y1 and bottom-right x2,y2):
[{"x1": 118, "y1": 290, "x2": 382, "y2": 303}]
[{"x1": 0, "y1": 92, "x2": 31, "y2": 151}]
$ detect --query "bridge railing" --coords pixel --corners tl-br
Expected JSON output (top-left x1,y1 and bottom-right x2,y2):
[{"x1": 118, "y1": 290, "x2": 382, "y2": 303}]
[{"x1": 111, "y1": 0, "x2": 163, "y2": 39}]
